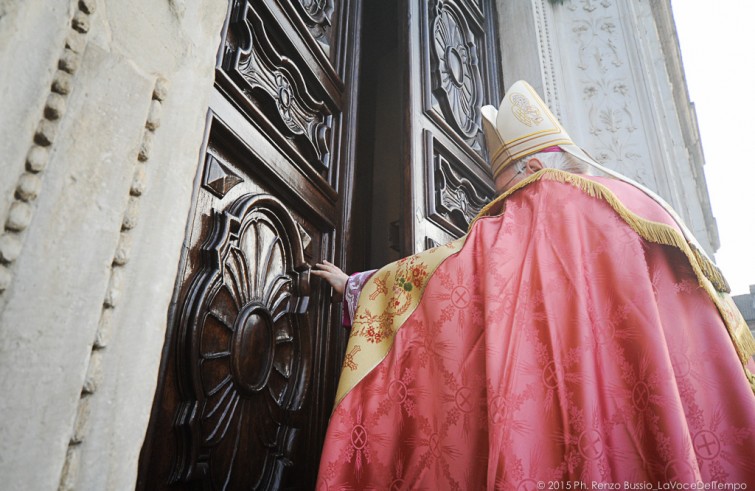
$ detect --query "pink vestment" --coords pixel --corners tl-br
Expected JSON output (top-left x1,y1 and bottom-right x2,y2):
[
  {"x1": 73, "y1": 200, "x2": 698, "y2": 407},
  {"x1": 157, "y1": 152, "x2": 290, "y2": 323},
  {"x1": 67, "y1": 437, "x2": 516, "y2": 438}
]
[{"x1": 318, "y1": 174, "x2": 755, "y2": 489}]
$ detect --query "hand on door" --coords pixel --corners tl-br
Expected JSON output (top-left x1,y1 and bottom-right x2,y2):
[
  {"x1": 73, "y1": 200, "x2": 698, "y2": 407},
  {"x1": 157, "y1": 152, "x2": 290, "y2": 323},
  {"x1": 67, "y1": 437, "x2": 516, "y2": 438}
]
[{"x1": 311, "y1": 260, "x2": 348, "y2": 299}]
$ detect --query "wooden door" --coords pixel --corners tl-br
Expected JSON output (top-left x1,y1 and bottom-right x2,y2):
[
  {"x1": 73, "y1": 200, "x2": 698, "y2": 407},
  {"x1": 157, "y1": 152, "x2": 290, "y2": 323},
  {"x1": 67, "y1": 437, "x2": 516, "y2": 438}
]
[
  {"x1": 358, "y1": 0, "x2": 501, "y2": 270},
  {"x1": 137, "y1": 0, "x2": 361, "y2": 489}
]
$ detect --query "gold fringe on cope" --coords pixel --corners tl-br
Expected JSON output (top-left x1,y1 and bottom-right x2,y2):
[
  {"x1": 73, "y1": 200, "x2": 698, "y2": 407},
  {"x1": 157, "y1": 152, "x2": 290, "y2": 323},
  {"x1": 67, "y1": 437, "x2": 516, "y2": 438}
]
[
  {"x1": 692, "y1": 247, "x2": 731, "y2": 293},
  {"x1": 471, "y1": 169, "x2": 755, "y2": 392}
]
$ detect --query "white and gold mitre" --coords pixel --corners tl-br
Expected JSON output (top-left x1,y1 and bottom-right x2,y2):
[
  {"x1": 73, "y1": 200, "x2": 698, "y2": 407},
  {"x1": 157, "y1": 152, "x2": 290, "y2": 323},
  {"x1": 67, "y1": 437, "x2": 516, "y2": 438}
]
[{"x1": 482, "y1": 80, "x2": 598, "y2": 178}]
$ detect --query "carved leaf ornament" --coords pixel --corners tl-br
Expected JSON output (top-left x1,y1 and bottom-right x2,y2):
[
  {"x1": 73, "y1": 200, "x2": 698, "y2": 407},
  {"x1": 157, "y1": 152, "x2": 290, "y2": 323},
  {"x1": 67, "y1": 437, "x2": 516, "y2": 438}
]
[
  {"x1": 173, "y1": 194, "x2": 312, "y2": 490},
  {"x1": 431, "y1": 0, "x2": 483, "y2": 140},
  {"x1": 436, "y1": 156, "x2": 488, "y2": 230},
  {"x1": 232, "y1": 4, "x2": 332, "y2": 169}
]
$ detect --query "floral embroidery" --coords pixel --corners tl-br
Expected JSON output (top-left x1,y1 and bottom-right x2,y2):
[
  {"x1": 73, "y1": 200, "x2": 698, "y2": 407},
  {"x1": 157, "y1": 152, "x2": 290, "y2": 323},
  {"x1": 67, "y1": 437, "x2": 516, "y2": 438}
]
[
  {"x1": 352, "y1": 309, "x2": 394, "y2": 344},
  {"x1": 350, "y1": 241, "x2": 464, "y2": 347},
  {"x1": 351, "y1": 259, "x2": 430, "y2": 344},
  {"x1": 334, "y1": 237, "x2": 467, "y2": 406}
]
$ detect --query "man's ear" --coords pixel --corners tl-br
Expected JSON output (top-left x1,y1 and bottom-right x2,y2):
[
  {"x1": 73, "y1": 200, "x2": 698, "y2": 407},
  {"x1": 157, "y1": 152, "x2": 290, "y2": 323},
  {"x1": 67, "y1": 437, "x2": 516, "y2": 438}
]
[{"x1": 526, "y1": 157, "x2": 544, "y2": 173}]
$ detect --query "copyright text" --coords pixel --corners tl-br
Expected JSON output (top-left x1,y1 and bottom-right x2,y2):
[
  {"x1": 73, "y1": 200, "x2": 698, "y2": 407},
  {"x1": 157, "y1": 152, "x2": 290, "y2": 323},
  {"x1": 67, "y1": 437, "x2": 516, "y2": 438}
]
[{"x1": 535, "y1": 481, "x2": 747, "y2": 491}]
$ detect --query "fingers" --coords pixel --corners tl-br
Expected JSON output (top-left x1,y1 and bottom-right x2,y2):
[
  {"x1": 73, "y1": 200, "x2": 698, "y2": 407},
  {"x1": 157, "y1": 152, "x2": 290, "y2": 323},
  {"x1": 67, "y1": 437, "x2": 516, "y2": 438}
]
[
  {"x1": 313, "y1": 260, "x2": 343, "y2": 275},
  {"x1": 311, "y1": 264, "x2": 339, "y2": 283},
  {"x1": 310, "y1": 269, "x2": 333, "y2": 280},
  {"x1": 311, "y1": 260, "x2": 349, "y2": 296}
]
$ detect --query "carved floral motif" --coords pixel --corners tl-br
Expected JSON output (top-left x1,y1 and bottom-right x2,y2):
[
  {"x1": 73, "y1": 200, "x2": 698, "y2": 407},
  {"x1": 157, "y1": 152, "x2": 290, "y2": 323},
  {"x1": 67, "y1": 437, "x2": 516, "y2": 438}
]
[
  {"x1": 430, "y1": 0, "x2": 483, "y2": 140},
  {"x1": 172, "y1": 194, "x2": 311, "y2": 489},
  {"x1": 565, "y1": 0, "x2": 654, "y2": 186}
]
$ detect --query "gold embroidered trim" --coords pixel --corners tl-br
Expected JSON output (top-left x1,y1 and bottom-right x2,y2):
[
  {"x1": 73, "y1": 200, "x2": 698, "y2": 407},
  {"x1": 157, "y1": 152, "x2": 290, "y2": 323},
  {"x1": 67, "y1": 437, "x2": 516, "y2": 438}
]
[
  {"x1": 471, "y1": 169, "x2": 755, "y2": 391},
  {"x1": 333, "y1": 237, "x2": 468, "y2": 407}
]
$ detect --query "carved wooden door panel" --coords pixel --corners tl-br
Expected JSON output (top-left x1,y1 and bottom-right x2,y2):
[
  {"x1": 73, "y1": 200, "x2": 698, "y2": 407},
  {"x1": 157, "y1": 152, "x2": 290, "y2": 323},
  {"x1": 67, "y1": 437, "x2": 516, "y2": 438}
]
[
  {"x1": 410, "y1": 0, "x2": 502, "y2": 249},
  {"x1": 360, "y1": 0, "x2": 501, "y2": 267},
  {"x1": 138, "y1": 0, "x2": 360, "y2": 489}
]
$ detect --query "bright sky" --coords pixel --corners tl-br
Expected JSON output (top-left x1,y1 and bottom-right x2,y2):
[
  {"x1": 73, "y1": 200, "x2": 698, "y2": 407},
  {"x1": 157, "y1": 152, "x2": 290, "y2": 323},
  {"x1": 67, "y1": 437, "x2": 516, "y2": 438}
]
[{"x1": 670, "y1": 1, "x2": 755, "y2": 295}]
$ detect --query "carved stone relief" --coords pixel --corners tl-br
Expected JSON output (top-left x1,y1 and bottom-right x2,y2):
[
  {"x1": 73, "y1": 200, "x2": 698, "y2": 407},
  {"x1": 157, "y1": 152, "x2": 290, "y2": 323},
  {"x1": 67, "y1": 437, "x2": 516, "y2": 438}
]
[
  {"x1": 559, "y1": 0, "x2": 656, "y2": 188},
  {"x1": 229, "y1": 3, "x2": 332, "y2": 170},
  {"x1": 172, "y1": 193, "x2": 311, "y2": 490},
  {"x1": 429, "y1": 0, "x2": 484, "y2": 143}
]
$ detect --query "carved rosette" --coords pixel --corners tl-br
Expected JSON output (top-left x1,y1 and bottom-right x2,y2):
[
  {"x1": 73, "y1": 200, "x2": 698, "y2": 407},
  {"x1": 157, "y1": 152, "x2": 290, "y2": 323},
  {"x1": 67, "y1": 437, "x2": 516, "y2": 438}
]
[
  {"x1": 173, "y1": 194, "x2": 311, "y2": 490},
  {"x1": 230, "y1": 3, "x2": 332, "y2": 169},
  {"x1": 430, "y1": 0, "x2": 483, "y2": 140}
]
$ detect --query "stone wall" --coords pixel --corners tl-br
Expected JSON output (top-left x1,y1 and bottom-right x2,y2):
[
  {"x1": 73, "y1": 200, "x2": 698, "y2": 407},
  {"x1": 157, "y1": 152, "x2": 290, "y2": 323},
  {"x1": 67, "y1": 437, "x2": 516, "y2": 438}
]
[
  {"x1": 0, "y1": 0, "x2": 227, "y2": 489},
  {"x1": 495, "y1": 0, "x2": 719, "y2": 255}
]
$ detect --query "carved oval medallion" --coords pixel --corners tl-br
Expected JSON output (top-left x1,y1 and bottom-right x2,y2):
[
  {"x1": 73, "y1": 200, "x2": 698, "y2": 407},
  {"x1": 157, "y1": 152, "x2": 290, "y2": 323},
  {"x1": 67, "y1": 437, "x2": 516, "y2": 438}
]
[
  {"x1": 231, "y1": 304, "x2": 275, "y2": 394},
  {"x1": 446, "y1": 46, "x2": 464, "y2": 86}
]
